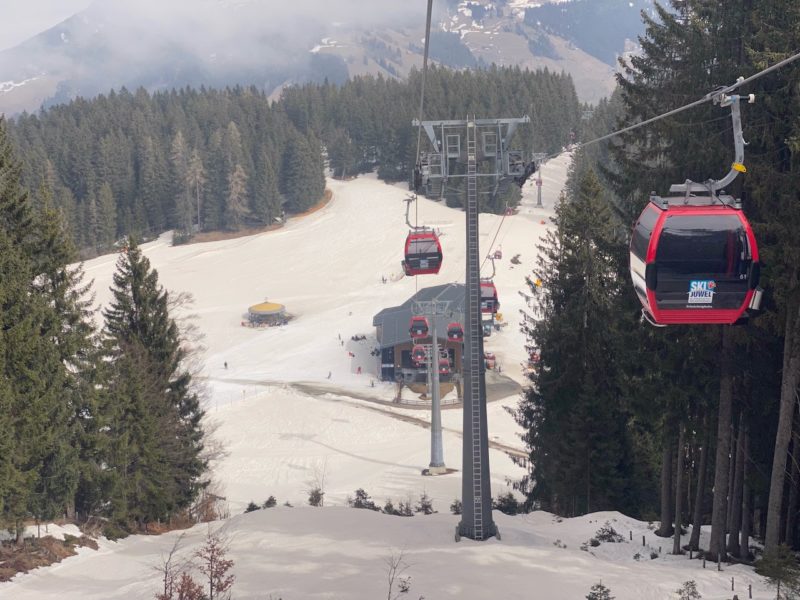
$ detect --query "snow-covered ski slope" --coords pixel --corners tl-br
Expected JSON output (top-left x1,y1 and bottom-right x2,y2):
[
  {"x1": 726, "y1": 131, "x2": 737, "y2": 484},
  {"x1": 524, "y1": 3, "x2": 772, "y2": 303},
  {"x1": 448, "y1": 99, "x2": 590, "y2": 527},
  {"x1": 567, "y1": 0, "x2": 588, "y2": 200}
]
[
  {"x1": 4, "y1": 153, "x2": 773, "y2": 598},
  {"x1": 76, "y1": 156, "x2": 570, "y2": 513},
  {"x1": 6, "y1": 508, "x2": 770, "y2": 599}
]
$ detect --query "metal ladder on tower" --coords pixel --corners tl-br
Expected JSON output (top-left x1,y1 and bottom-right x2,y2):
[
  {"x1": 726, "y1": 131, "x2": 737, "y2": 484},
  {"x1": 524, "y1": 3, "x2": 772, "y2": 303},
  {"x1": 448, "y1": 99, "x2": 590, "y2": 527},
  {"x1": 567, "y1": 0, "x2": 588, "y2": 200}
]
[{"x1": 466, "y1": 118, "x2": 483, "y2": 541}]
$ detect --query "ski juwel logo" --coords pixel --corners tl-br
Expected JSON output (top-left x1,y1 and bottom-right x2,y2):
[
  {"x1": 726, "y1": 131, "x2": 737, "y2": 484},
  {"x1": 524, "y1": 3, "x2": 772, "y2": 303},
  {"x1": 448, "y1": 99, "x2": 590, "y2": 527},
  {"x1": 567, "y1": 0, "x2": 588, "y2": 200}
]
[{"x1": 688, "y1": 280, "x2": 716, "y2": 304}]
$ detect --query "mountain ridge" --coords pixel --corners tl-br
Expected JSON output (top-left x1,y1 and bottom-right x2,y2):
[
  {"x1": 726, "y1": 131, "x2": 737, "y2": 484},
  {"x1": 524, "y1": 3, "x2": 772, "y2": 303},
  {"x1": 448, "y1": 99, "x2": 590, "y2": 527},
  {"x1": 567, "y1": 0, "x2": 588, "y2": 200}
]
[{"x1": 0, "y1": 0, "x2": 653, "y2": 115}]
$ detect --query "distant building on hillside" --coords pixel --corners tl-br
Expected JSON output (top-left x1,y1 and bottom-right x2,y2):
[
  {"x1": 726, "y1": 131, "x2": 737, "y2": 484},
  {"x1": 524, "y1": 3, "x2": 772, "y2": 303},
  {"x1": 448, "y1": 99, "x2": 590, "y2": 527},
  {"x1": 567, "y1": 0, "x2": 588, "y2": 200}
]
[{"x1": 372, "y1": 284, "x2": 465, "y2": 387}]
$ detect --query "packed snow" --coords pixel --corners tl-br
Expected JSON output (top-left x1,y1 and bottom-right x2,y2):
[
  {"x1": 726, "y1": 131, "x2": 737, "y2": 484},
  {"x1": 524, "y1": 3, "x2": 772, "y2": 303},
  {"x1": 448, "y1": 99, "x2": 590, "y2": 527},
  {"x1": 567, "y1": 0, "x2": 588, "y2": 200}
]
[
  {"x1": 2, "y1": 153, "x2": 774, "y2": 598},
  {"x1": 6, "y1": 508, "x2": 772, "y2": 599}
]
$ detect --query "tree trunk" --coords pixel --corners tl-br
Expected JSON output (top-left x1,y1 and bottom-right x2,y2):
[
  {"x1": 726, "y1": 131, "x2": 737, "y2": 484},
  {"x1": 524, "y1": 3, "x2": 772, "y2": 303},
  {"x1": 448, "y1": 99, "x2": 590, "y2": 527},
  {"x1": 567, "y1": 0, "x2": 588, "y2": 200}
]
[
  {"x1": 709, "y1": 327, "x2": 734, "y2": 560},
  {"x1": 689, "y1": 414, "x2": 710, "y2": 551},
  {"x1": 673, "y1": 423, "x2": 685, "y2": 554},
  {"x1": 728, "y1": 412, "x2": 745, "y2": 555},
  {"x1": 740, "y1": 426, "x2": 752, "y2": 560},
  {"x1": 686, "y1": 432, "x2": 693, "y2": 532},
  {"x1": 727, "y1": 423, "x2": 737, "y2": 532},
  {"x1": 656, "y1": 430, "x2": 674, "y2": 537},
  {"x1": 785, "y1": 431, "x2": 800, "y2": 548},
  {"x1": 766, "y1": 299, "x2": 800, "y2": 551}
]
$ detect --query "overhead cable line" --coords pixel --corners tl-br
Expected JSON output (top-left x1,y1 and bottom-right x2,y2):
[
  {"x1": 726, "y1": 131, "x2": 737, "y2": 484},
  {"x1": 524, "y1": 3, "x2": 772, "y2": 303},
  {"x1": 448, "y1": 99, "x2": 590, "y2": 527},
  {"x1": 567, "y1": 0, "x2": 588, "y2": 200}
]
[
  {"x1": 476, "y1": 53, "x2": 800, "y2": 281},
  {"x1": 415, "y1": 0, "x2": 434, "y2": 169},
  {"x1": 481, "y1": 204, "x2": 508, "y2": 272},
  {"x1": 412, "y1": 0, "x2": 434, "y2": 292},
  {"x1": 541, "y1": 49, "x2": 800, "y2": 162}
]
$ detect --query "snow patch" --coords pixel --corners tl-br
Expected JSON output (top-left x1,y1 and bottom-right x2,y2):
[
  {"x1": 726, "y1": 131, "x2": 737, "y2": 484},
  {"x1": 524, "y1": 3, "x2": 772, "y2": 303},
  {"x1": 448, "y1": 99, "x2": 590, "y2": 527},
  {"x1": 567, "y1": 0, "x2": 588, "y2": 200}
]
[
  {"x1": 310, "y1": 37, "x2": 339, "y2": 53},
  {"x1": 0, "y1": 76, "x2": 41, "y2": 94},
  {"x1": 3, "y1": 508, "x2": 774, "y2": 600},
  {"x1": 0, "y1": 523, "x2": 82, "y2": 542}
]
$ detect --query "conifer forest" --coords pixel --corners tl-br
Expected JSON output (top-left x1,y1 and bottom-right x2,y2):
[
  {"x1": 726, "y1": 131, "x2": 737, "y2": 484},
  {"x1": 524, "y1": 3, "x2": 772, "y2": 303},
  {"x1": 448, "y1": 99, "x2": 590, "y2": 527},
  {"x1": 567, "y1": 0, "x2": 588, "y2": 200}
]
[{"x1": 1, "y1": 0, "x2": 800, "y2": 575}]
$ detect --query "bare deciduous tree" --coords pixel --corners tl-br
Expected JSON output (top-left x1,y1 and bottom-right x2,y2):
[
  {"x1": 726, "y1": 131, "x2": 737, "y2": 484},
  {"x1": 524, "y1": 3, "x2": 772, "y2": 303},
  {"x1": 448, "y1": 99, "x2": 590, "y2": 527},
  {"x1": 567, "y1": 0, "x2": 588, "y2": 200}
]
[
  {"x1": 153, "y1": 534, "x2": 194, "y2": 600},
  {"x1": 385, "y1": 549, "x2": 410, "y2": 600},
  {"x1": 196, "y1": 528, "x2": 235, "y2": 600}
]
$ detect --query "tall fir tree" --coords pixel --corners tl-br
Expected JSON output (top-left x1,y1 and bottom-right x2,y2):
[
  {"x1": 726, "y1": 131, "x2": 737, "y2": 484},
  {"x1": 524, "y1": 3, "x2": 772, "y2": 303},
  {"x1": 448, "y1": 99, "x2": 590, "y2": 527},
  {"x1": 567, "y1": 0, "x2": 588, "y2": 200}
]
[
  {"x1": 517, "y1": 171, "x2": 637, "y2": 515},
  {"x1": 186, "y1": 148, "x2": 206, "y2": 232},
  {"x1": 281, "y1": 133, "x2": 325, "y2": 212},
  {"x1": 102, "y1": 238, "x2": 206, "y2": 527},
  {"x1": 225, "y1": 164, "x2": 249, "y2": 230},
  {"x1": 171, "y1": 131, "x2": 194, "y2": 235},
  {"x1": 251, "y1": 148, "x2": 283, "y2": 225}
]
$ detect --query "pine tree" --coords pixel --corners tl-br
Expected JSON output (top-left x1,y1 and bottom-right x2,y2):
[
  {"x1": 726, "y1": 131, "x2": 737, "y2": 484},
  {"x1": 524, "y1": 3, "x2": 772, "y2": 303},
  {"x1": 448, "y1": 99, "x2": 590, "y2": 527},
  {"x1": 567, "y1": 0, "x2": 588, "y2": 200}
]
[
  {"x1": 171, "y1": 131, "x2": 193, "y2": 235},
  {"x1": 517, "y1": 171, "x2": 634, "y2": 515},
  {"x1": 97, "y1": 182, "x2": 118, "y2": 248},
  {"x1": 756, "y1": 544, "x2": 800, "y2": 599},
  {"x1": 250, "y1": 149, "x2": 282, "y2": 225},
  {"x1": 281, "y1": 133, "x2": 325, "y2": 212},
  {"x1": 327, "y1": 127, "x2": 358, "y2": 178},
  {"x1": 0, "y1": 119, "x2": 91, "y2": 538},
  {"x1": 136, "y1": 135, "x2": 168, "y2": 233},
  {"x1": 586, "y1": 582, "x2": 614, "y2": 600},
  {"x1": 744, "y1": 0, "x2": 800, "y2": 551},
  {"x1": 83, "y1": 189, "x2": 99, "y2": 251},
  {"x1": 186, "y1": 149, "x2": 206, "y2": 232},
  {"x1": 104, "y1": 339, "x2": 175, "y2": 526},
  {"x1": 102, "y1": 238, "x2": 206, "y2": 527},
  {"x1": 225, "y1": 164, "x2": 249, "y2": 230},
  {"x1": 675, "y1": 580, "x2": 702, "y2": 600},
  {"x1": 204, "y1": 130, "x2": 227, "y2": 231}
]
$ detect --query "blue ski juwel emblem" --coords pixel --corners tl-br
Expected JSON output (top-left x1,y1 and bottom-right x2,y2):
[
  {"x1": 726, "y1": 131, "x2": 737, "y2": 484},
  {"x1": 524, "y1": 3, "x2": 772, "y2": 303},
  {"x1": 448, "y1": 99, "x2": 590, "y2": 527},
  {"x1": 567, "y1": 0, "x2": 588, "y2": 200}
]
[{"x1": 688, "y1": 280, "x2": 716, "y2": 305}]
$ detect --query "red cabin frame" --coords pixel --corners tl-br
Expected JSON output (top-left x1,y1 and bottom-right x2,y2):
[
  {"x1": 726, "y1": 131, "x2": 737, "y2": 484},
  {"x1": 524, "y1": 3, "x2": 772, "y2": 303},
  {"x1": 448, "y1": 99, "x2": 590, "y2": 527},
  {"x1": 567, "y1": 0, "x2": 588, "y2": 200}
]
[
  {"x1": 403, "y1": 231, "x2": 443, "y2": 276},
  {"x1": 630, "y1": 201, "x2": 760, "y2": 325},
  {"x1": 446, "y1": 322, "x2": 464, "y2": 342},
  {"x1": 411, "y1": 344, "x2": 427, "y2": 365},
  {"x1": 438, "y1": 357, "x2": 451, "y2": 375},
  {"x1": 480, "y1": 280, "x2": 499, "y2": 314},
  {"x1": 409, "y1": 316, "x2": 430, "y2": 339}
]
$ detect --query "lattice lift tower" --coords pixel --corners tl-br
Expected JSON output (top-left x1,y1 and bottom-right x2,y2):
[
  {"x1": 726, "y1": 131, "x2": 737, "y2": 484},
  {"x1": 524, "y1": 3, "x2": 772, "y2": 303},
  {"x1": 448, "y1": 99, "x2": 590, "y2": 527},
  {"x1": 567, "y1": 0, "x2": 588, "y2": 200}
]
[{"x1": 413, "y1": 116, "x2": 532, "y2": 541}]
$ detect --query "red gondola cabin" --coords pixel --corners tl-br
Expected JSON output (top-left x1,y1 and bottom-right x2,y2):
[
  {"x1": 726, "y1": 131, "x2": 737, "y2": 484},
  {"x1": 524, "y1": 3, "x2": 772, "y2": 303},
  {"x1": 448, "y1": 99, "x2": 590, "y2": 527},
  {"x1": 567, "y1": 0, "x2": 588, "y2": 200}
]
[
  {"x1": 411, "y1": 344, "x2": 427, "y2": 365},
  {"x1": 438, "y1": 357, "x2": 451, "y2": 375},
  {"x1": 402, "y1": 231, "x2": 442, "y2": 276},
  {"x1": 446, "y1": 322, "x2": 464, "y2": 342},
  {"x1": 629, "y1": 197, "x2": 761, "y2": 325},
  {"x1": 480, "y1": 280, "x2": 499, "y2": 314},
  {"x1": 409, "y1": 316, "x2": 430, "y2": 339}
]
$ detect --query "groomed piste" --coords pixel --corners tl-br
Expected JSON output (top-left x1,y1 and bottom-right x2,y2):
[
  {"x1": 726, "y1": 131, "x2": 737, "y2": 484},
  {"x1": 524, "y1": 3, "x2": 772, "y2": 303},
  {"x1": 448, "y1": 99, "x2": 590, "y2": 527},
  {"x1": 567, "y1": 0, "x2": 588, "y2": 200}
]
[{"x1": 5, "y1": 157, "x2": 773, "y2": 599}]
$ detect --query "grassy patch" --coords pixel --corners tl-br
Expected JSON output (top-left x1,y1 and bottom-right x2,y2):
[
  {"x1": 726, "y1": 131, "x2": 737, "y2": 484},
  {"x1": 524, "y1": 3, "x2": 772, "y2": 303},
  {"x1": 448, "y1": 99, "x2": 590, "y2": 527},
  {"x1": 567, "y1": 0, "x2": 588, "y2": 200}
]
[{"x1": 0, "y1": 534, "x2": 98, "y2": 582}]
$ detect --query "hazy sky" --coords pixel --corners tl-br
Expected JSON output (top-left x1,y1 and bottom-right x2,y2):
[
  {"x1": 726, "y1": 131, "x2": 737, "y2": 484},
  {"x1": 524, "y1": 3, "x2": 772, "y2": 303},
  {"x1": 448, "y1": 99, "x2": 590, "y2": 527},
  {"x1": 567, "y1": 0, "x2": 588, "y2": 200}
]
[
  {"x1": 0, "y1": 0, "x2": 425, "y2": 53},
  {"x1": 0, "y1": 0, "x2": 94, "y2": 51}
]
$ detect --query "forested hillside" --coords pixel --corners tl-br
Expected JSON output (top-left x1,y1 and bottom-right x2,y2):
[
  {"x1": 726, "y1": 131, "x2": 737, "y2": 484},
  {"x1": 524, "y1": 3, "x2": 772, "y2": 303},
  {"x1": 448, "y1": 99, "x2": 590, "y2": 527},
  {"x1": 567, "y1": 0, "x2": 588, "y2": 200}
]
[
  {"x1": 7, "y1": 66, "x2": 579, "y2": 256},
  {"x1": 0, "y1": 120, "x2": 207, "y2": 542},
  {"x1": 518, "y1": 0, "x2": 800, "y2": 566},
  {"x1": 524, "y1": 0, "x2": 651, "y2": 66},
  {"x1": 0, "y1": 64, "x2": 578, "y2": 542}
]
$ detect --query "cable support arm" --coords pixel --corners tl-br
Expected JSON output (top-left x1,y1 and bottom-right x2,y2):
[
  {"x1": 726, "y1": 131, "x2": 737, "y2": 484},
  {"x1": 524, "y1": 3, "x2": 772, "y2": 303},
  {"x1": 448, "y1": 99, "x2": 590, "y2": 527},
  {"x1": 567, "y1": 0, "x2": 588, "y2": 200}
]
[
  {"x1": 404, "y1": 194, "x2": 421, "y2": 230},
  {"x1": 669, "y1": 90, "x2": 754, "y2": 196}
]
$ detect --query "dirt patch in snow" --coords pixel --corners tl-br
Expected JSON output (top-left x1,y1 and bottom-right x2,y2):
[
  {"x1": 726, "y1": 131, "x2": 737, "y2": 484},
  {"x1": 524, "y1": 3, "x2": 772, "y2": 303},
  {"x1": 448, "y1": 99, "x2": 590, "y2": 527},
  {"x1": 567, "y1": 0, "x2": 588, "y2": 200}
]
[
  {"x1": 0, "y1": 535, "x2": 98, "y2": 582},
  {"x1": 188, "y1": 188, "x2": 334, "y2": 245}
]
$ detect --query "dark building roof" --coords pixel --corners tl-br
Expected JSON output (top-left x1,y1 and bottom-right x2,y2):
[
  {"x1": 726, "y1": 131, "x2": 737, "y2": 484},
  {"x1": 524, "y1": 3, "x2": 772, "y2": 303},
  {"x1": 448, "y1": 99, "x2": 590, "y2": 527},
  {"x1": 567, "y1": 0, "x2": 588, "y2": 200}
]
[{"x1": 373, "y1": 283, "x2": 466, "y2": 348}]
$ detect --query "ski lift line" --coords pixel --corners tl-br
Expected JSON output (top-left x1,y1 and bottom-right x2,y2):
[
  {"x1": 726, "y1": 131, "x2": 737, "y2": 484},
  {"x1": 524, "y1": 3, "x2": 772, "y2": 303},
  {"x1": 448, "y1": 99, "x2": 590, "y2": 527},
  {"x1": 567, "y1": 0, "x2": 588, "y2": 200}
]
[
  {"x1": 412, "y1": 0, "x2": 433, "y2": 298},
  {"x1": 481, "y1": 206, "x2": 508, "y2": 273},
  {"x1": 542, "y1": 50, "x2": 800, "y2": 163},
  {"x1": 414, "y1": 0, "x2": 435, "y2": 229}
]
